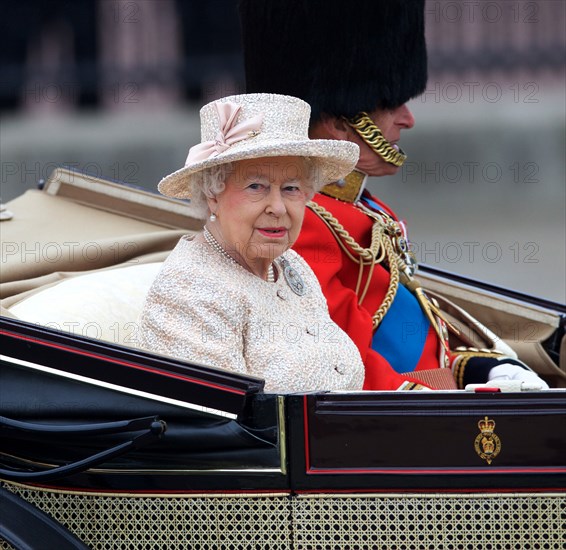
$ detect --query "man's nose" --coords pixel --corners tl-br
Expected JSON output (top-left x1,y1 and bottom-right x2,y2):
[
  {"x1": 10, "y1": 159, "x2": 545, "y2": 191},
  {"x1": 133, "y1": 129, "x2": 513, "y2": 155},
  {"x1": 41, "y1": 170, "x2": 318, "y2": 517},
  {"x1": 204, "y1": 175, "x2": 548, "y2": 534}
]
[{"x1": 396, "y1": 104, "x2": 416, "y2": 129}]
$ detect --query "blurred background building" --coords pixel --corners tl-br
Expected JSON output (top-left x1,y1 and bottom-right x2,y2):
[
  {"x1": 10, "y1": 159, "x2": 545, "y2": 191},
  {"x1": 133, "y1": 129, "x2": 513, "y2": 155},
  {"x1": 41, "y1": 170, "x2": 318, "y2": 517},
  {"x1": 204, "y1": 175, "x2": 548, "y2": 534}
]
[{"x1": 1, "y1": 0, "x2": 564, "y2": 302}]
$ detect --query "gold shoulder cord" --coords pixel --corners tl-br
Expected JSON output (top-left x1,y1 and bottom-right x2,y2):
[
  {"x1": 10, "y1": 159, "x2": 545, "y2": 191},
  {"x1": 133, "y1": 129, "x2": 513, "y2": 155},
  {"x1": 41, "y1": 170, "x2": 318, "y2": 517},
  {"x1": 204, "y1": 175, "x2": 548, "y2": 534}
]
[
  {"x1": 307, "y1": 200, "x2": 399, "y2": 329},
  {"x1": 307, "y1": 201, "x2": 459, "y2": 346}
]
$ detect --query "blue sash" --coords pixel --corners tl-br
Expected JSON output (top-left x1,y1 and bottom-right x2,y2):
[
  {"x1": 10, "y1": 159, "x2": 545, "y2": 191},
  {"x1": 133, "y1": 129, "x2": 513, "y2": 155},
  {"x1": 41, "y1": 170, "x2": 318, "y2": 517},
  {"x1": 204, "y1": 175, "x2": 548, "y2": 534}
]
[
  {"x1": 362, "y1": 196, "x2": 386, "y2": 213},
  {"x1": 371, "y1": 283, "x2": 430, "y2": 373}
]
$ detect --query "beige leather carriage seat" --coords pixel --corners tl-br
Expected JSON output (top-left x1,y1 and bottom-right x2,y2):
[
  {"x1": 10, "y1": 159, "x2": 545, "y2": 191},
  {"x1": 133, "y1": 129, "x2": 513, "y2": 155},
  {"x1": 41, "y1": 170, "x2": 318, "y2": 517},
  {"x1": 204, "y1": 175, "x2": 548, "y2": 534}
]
[
  {"x1": 8, "y1": 262, "x2": 163, "y2": 346},
  {"x1": 1, "y1": 168, "x2": 201, "y2": 346}
]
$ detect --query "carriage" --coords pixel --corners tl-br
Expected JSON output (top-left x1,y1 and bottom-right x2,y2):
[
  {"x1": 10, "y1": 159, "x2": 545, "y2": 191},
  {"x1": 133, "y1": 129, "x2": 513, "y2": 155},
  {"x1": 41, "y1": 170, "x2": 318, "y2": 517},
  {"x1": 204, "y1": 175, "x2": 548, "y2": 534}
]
[{"x1": 1, "y1": 168, "x2": 565, "y2": 549}]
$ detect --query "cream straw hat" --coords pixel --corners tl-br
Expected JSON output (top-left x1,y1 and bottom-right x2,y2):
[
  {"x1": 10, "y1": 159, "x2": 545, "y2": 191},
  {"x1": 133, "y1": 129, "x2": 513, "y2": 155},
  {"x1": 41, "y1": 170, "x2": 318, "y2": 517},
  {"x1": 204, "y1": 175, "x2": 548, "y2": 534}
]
[{"x1": 158, "y1": 93, "x2": 359, "y2": 202}]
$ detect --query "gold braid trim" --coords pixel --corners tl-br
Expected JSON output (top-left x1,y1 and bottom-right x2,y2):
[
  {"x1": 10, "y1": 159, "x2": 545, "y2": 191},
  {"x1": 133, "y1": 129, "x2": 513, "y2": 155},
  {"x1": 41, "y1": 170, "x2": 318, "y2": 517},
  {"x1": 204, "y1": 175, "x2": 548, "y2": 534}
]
[
  {"x1": 452, "y1": 354, "x2": 471, "y2": 389},
  {"x1": 346, "y1": 112, "x2": 407, "y2": 167},
  {"x1": 307, "y1": 200, "x2": 459, "y2": 345},
  {"x1": 452, "y1": 349, "x2": 506, "y2": 389},
  {"x1": 307, "y1": 200, "x2": 398, "y2": 329},
  {"x1": 373, "y1": 236, "x2": 399, "y2": 328}
]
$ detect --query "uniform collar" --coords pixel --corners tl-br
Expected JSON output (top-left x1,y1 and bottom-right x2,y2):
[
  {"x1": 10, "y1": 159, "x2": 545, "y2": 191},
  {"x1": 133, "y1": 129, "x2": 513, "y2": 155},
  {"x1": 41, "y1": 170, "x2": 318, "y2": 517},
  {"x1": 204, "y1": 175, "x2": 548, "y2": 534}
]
[{"x1": 319, "y1": 169, "x2": 368, "y2": 203}]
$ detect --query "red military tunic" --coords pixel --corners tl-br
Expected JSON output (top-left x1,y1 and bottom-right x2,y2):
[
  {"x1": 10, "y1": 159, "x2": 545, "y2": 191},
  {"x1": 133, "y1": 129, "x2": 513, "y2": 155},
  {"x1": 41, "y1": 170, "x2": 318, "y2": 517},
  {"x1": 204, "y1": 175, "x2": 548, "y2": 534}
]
[{"x1": 294, "y1": 191, "x2": 445, "y2": 390}]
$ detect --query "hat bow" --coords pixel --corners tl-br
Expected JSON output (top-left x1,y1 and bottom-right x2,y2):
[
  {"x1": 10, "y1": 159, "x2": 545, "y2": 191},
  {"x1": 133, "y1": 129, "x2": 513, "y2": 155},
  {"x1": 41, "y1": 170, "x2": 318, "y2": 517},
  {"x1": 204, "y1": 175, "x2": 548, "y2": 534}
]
[{"x1": 185, "y1": 102, "x2": 263, "y2": 164}]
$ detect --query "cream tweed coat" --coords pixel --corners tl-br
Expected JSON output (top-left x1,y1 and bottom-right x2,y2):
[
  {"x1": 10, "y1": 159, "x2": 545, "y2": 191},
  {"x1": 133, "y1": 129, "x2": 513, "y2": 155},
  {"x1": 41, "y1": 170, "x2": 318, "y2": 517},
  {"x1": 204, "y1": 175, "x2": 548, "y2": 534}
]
[{"x1": 139, "y1": 235, "x2": 364, "y2": 393}]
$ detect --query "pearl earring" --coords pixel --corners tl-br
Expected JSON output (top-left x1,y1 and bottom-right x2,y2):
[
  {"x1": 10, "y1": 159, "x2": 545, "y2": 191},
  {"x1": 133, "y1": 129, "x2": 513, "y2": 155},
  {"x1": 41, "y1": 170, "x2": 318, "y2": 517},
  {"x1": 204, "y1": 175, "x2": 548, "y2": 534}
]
[{"x1": 209, "y1": 212, "x2": 217, "y2": 222}]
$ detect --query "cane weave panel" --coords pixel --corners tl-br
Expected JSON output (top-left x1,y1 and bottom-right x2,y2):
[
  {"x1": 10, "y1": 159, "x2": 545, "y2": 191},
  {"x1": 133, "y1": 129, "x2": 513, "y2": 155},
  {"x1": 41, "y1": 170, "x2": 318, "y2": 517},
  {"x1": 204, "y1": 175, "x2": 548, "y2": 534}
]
[
  {"x1": 293, "y1": 494, "x2": 566, "y2": 549},
  {"x1": 1, "y1": 483, "x2": 565, "y2": 549},
  {"x1": 0, "y1": 483, "x2": 292, "y2": 549}
]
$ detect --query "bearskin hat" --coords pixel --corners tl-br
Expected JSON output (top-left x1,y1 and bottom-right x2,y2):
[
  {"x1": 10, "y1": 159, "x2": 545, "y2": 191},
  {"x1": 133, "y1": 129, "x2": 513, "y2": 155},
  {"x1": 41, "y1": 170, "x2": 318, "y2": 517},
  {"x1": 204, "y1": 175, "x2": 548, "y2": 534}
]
[{"x1": 239, "y1": 0, "x2": 428, "y2": 123}]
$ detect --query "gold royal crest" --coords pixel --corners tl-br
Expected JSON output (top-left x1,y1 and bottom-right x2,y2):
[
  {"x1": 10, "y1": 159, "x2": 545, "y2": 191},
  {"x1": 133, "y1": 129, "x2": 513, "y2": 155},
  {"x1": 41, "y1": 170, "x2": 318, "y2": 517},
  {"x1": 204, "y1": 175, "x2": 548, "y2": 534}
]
[{"x1": 474, "y1": 416, "x2": 501, "y2": 465}]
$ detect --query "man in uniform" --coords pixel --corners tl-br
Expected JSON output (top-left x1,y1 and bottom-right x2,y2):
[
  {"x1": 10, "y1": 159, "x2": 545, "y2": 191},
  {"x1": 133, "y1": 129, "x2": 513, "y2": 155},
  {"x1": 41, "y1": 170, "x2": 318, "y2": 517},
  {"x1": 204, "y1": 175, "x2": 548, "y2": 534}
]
[{"x1": 239, "y1": 0, "x2": 548, "y2": 391}]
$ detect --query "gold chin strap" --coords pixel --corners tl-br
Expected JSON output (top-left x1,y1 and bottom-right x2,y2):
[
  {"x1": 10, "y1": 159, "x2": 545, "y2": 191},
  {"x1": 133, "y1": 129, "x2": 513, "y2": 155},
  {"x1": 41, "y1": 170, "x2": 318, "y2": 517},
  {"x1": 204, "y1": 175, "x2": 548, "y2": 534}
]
[{"x1": 346, "y1": 112, "x2": 407, "y2": 167}]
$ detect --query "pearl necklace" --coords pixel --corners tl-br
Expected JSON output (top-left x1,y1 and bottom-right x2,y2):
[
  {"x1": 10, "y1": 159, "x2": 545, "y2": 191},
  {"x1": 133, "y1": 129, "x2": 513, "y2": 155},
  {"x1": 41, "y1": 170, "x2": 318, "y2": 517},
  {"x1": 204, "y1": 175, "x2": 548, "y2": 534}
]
[{"x1": 203, "y1": 228, "x2": 275, "y2": 283}]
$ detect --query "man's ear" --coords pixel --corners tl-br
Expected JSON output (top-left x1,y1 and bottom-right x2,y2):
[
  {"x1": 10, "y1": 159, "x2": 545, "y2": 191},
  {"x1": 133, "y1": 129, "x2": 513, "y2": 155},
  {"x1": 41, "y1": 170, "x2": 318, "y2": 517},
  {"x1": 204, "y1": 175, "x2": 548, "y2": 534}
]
[{"x1": 311, "y1": 115, "x2": 351, "y2": 141}]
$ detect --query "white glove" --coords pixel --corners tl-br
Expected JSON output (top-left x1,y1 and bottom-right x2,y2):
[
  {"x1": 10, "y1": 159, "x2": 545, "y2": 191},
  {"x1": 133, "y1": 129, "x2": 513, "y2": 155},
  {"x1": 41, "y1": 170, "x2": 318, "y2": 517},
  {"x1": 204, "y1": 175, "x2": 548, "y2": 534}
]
[{"x1": 488, "y1": 363, "x2": 549, "y2": 390}]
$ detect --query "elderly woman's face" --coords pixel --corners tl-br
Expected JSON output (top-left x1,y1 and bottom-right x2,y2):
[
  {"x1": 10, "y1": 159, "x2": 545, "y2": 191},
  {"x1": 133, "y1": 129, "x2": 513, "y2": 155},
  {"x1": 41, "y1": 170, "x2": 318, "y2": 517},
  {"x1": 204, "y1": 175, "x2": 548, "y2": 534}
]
[{"x1": 207, "y1": 156, "x2": 312, "y2": 272}]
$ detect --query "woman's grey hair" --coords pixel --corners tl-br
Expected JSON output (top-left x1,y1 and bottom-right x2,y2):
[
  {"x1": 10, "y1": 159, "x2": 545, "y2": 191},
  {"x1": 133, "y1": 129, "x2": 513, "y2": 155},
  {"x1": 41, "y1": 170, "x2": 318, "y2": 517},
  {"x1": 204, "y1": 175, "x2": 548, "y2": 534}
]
[
  {"x1": 189, "y1": 163, "x2": 233, "y2": 219},
  {"x1": 191, "y1": 158, "x2": 319, "y2": 219}
]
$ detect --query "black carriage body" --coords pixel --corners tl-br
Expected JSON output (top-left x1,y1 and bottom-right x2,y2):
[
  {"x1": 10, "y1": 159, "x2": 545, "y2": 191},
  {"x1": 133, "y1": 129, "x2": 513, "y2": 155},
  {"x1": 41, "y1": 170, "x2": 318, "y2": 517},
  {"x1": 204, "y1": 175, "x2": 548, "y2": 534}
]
[
  {"x1": 0, "y1": 318, "x2": 286, "y2": 493},
  {"x1": 2, "y1": 316, "x2": 566, "y2": 494},
  {"x1": 2, "y1": 318, "x2": 566, "y2": 548},
  {"x1": 287, "y1": 392, "x2": 566, "y2": 492}
]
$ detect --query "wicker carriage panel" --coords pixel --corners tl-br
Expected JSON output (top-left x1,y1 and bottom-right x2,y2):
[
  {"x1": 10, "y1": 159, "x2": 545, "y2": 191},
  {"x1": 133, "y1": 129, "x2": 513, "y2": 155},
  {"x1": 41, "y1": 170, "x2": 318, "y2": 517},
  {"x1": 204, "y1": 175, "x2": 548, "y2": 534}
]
[
  {"x1": 2, "y1": 482, "x2": 565, "y2": 549},
  {"x1": 1, "y1": 483, "x2": 292, "y2": 549},
  {"x1": 293, "y1": 494, "x2": 566, "y2": 550}
]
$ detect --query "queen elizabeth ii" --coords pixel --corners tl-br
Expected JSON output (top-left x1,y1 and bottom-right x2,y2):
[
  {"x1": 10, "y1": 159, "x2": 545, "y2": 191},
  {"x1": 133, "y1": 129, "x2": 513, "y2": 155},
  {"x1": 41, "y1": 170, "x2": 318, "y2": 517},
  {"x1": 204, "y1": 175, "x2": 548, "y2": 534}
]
[{"x1": 139, "y1": 93, "x2": 365, "y2": 393}]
